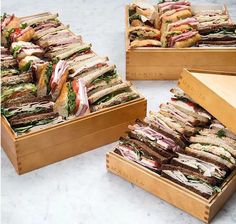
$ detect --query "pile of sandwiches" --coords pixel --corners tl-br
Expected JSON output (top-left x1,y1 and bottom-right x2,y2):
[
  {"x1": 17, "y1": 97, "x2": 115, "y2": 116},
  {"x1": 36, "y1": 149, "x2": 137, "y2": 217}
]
[
  {"x1": 128, "y1": 0, "x2": 236, "y2": 48},
  {"x1": 194, "y1": 8, "x2": 236, "y2": 47},
  {"x1": 114, "y1": 88, "x2": 236, "y2": 199},
  {"x1": 1, "y1": 12, "x2": 140, "y2": 135}
]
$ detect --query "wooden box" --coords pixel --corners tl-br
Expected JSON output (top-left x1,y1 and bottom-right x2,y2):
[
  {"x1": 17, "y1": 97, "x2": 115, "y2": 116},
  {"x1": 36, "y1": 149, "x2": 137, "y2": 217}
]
[
  {"x1": 106, "y1": 152, "x2": 236, "y2": 223},
  {"x1": 125, "y1": 5, "x2": 236, "y2": 80},
  {"x1": 1, "y1": 98, "x2": 147, "y2": 174},
  {"x1": 106, "y1": 69, "x2": 236, "y2": 223}
]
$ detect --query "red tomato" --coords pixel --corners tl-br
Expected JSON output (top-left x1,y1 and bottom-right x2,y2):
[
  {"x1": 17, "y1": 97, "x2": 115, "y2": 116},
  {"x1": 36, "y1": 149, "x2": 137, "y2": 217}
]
[
  {"x1": 96, "y1": 63, "x2": 103, "y2": 68},
  {"x1": 187, "y1": 101, "x2": 196, "y2": 108},
  {"x1": 14, "y1": 28, "x2": 21, "y2": 35},
  {"x1": 72, "y1": 80, "x2": 79, "y2": 93},
  {"x1": 84, "y1": 50, "x2": 91, "y2": 54}
]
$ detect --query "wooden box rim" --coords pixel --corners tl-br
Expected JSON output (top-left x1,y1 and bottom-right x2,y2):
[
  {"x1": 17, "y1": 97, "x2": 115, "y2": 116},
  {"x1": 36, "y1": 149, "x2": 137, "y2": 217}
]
[
  {"x1": 2, "y1": 97, "x2": 145, "y2": 141},
  {"x1": 107, "y1": 151, "x2": 236, "y2": 204}
]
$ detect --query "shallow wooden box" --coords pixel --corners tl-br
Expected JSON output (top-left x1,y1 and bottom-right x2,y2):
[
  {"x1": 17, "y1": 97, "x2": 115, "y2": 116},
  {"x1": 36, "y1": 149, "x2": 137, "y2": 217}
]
[
  {"x1": 106, "y1": 69, "x2": 236, "y2": 222},
  {"x1": 1, "y1": 98, "x2": 147, "y2": 175},
  {"x1": 106, "y1": 152, "x2": 236, "y2": 223},
  {"x1": 125, "y1": 5, "x2": 236, "y2": 80}
]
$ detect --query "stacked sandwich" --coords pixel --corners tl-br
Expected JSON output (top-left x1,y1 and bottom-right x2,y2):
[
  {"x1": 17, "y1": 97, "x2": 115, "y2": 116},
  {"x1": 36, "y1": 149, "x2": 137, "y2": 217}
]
[
  {"x1": 128, "y1": 0, "x2": 162, "y2": 47},
  {"x1": 19, "y1": 13, "x2": 139, "y2": 114},
  {"x1": 114, "y1": 88, "x2": 236, "y2": 199},
  {"x1": 1, "y1": 46, "x2": 62, "y2": 134},
  {"x1": 128, "y1": 0, "x2": 236, "y2": 48},
  {"x1": 157, "y1": 0, "x2": 201, "y2": 48},
  {"x1": 1, "y1": 12, "x2": 140, "y2": 134},
  {"x1": 115, "y1": 88, "x2": 211, "y2": 172},
  {"x1": 194, "y1": 9, "x2": 236, "y2": 47}
]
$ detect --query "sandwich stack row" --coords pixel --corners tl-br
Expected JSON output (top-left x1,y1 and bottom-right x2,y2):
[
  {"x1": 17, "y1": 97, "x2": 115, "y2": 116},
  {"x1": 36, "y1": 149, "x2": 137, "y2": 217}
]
[
  {"x1": 128, "y1": 0, "x2": 236, "y2": 48},
  {"x1": 195, "y1": 8, "x2": 236, "y2": 47},
  {"x1": 1, "y1": 12, "x2": 140, "y2": 134},
  {"x1": 114, "y1": 88, "x2": 236, "y2": 199}
]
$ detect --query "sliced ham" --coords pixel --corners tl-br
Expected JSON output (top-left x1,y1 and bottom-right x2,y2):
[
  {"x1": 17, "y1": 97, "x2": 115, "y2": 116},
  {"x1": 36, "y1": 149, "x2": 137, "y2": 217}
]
[
  {"x1": 50, "y1": 60, "x2": 68, "y2": 91},
  {"x1": 75, "y1": 79, "x2": 89, "y2": 116},
  {"x1": 169, "y1": 31, "x2": 198, "y2": 47},
  {"x1": 1, "y1": 14, "x2": 14, "y2": 31},
  {"x1": 168, "y1": 17, "x2": 198, "y2": 30},
  {"x1": 161, "y1": 4, "x2": 190, "y2": 12},
  {"x1": 159, "y1": 0, "x2": 189, "y2": 8},
  {"x1": 160, "y1": 7, "x2": 189, "y2": 19},
  {"x1": 34, "y1": 22, "x2": 59, "y2": 32},
  {"x1": 129, "y1": 123, "x2": 179, "y2": 151},
  {"x1": 39, "y1": 30, "x2": 73, "y2": 42}
]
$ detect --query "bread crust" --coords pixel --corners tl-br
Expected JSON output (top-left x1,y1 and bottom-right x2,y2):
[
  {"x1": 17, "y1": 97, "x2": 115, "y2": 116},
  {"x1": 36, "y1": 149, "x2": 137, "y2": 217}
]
[
  {"x1": 161, "y1": 171, "x2": 212, "y2": 199},
  {"x1": 185, "y1": 147, "x2": 232, "y2": 171},
  {"x1": 161, "y1": 9, "x2": 192, "y2": 33},
  {"x1": 173, "y1": 33, "x2": 201, "y2": 48},
  {"x1": 130, "y1": 39, "x2": 162, "y2": 48},
  {"x1": 5, "y1": 16, "x2": 21, "y2": 30},
  {"x1": 128, "y1": 131, "x2": 175, "y2": 159},
  {"x1": 170, "y1": 159, "x2": 221, "y2": 186},
  {"x1": 36, "y1": 62, "x2": 51, "y2": 97},
  {"x1": 159, "y1": 110, "x2": 197, "y2": 136},
  {"x1": 169, "y1": 24, "x2": 198, "y2": 33},
  {"x1": 89, "y1": 81, "x2": 131, "y2": 104},
  {"x1": 131, "y1": 19, "x2": 144, "y2": 27},
  {"x1": 15, "y1": 27, "x2": 35, "y2": 42},
  {"x1": 53, "y1": 82, "x2": 68, "y2": 118}
]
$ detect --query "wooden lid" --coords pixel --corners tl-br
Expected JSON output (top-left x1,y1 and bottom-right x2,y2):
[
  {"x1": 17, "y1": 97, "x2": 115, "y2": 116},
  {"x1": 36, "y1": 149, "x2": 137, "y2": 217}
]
[{"x1": 178, "y1": 69, "x2": 236, "y2": 134}]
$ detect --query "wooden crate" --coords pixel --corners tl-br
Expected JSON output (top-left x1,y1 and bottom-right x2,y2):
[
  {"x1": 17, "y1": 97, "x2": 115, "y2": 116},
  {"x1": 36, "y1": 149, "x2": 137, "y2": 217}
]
[
  {"x1": 125, "y1": 5, "x2": 236, "y2": 80},
  {"x1": 106, "y1": 151, "x2": 236, "y2": 223},
  {"x1": 1, "y1": 98, "x2": 147, "y2": 174}
]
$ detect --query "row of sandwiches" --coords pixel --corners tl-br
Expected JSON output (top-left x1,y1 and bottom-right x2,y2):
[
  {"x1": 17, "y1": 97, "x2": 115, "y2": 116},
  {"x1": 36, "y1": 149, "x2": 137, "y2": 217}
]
[
  {"x1": 128, "y1": 0, "x2": 236, "y2": 48},
  {"x1": 194, "y1": 9, "x2": 236, "y2": 47},
  {"x1": 1, "y1": 13, "x2": 140, "y2": 134},
  {"x1": 114, "y1": 88, "x2": 236, "y2": 199}
]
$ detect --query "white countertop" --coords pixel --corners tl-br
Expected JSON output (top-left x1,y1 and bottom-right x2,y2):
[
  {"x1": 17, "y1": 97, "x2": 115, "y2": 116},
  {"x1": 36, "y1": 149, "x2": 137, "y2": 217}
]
[{"x1": 1, "y1": 0, "x2": 236, "y2": 223}]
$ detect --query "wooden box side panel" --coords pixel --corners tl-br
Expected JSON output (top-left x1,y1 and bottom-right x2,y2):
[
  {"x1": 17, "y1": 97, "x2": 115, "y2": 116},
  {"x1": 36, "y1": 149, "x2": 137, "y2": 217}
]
[
  {"x1": 125, "y1": 5, "x2": 130, "y2": 51},
  {"x1": 16, "y1": 99, "x2": 147, "y2": 156},
  {"x1": 106, "y1": 152, "x2": 209, "y2": 223},
  {"x1": 1, "y1": 117, "x2": 19, "y2": 173},
  {"x1": 178, "y1": 70, "x2": 236, "y2": 134},
  {"x1": 126, "y1": 50, "x2": 236, "y2": 80},
  {"x1": 208, "y1": 172, "x2": 236, "y2": 222},
  {"x1": 17, "y1": 121, "x2": 134, "y2": 174}
]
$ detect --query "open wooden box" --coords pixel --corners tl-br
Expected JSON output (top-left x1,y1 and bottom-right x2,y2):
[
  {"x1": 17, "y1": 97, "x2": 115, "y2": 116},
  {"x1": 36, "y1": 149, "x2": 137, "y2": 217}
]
[
  {"x1": 1, "y1": 97, "x2": 147, "y2": 174},
  {"x1": 106, "y1": 69, "x2": 236, "y2": 223},
  {"x1": 125, "y1": 4, "x2": 236, "y2": 80}
]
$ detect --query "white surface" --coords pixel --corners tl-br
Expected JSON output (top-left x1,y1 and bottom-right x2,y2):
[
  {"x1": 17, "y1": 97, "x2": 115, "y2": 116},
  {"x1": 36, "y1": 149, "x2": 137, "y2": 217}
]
[{"x1": 1, "y1": 0, "x2": 236, "y2": 224}]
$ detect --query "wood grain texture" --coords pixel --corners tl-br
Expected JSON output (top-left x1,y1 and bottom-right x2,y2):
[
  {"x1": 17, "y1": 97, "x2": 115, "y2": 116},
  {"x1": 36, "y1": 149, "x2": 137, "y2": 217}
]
[
  {"x1": 1, "y1": 98, "x2": 147, "y2": 174},
  {"x1": 125, "y1": 5, "x2": 236, "y2": 80},
  {"x1": 107, "y1": 151, "x2": 236, "y2": 223},
  {"x1": 178, "y1": 69, "x2": 236, "y2": 135}
]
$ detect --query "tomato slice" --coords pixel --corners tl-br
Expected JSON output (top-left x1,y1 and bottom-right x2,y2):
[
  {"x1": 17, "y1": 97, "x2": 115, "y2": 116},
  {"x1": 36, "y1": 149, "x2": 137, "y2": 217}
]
[
  {"x1": 96, "y1": 63, "x2": 104, "y2": 68},
  {"x1": 72, "y1": 80, "x2": 79, "y2": 93},
  {"x1": 14, "y1": 28, "x2": 21, "y2": 35}
]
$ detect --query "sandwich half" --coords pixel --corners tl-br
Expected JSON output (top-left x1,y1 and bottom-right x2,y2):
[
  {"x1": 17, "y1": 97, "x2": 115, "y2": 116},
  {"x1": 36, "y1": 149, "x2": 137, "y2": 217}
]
[
  {"x1": 89, "y1": 81, "x2": 139, "y2": 112},
  {"x1": 54, "y1": 79, "x2": 90, "y2": 118},
  {"x1": 161, "y1": 164, "x2": 221, "y2": 199},
  {"x1": 115, "y1": 136, "x2": 171, "y2": 172}
]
